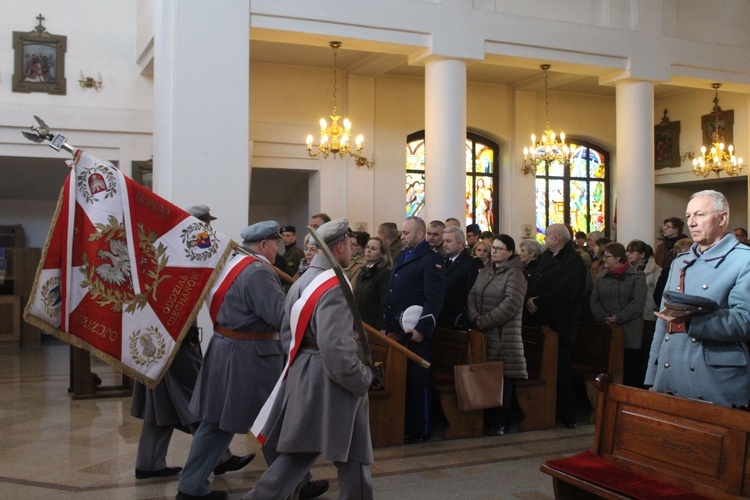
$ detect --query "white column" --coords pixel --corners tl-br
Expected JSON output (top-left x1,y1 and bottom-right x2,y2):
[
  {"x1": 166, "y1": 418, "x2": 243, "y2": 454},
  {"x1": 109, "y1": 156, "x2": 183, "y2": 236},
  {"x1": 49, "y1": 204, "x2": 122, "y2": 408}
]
[
  {"x1": 152, "y1": 0, "x2": 249, "y2": 238},
  {"x1": 615, "y1": 80, "x2": 655, "y2": 246},
  {"x1": 425, "y1": 58, "x2": 466, "y2": 225}
]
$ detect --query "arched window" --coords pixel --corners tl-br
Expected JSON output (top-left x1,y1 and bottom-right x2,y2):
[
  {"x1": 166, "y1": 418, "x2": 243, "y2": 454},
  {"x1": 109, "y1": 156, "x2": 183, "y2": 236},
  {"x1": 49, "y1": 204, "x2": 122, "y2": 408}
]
[
  {"x1": 534, "y1": 140, "x2": 610, "y2": 241},
  {"x1": 405, "y1": 131, "x2": 499, "y2": 233}
]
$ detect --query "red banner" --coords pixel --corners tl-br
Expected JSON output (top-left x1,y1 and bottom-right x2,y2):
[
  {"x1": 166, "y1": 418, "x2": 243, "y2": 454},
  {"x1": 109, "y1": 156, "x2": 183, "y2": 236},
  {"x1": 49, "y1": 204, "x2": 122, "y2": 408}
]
[{"x1": 24, "y1": 151, "x2": 234, "y2": 388}]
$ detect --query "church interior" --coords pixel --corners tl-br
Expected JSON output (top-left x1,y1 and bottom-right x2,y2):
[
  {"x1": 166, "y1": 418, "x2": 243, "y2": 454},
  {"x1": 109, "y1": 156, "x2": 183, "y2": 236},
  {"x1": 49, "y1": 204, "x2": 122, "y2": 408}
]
[{"x1": 1, "y1": 1, "x2": 749, "y2": 498}]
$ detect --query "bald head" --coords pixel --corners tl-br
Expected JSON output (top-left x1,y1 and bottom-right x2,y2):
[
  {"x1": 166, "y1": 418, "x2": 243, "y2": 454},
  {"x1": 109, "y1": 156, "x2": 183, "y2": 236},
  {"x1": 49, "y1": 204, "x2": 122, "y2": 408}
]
[{"x1": 546, "y1": 224, "x2": 570, "y2": 253}]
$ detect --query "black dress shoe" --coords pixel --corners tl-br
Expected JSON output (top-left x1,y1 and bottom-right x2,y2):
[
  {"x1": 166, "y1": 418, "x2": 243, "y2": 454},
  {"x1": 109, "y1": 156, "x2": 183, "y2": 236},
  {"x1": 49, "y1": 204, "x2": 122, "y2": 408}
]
[
  {"x1": 212, "y1": 453, "x2": 255, "y2": 476},
  {"x1": 485, "y1": 425, "x2": 505, "y2": 436},
  {"x1": 299, "y1": 479, "x2": 330, "y2": 500},
  {"x1": 135, "y1": 466, "x2": 182, "y2": 479},
  {"x1": 175, "y1": 490, "x2": 228, "y2": 500},
  {"x1": 563, "y1": 422, "x2": 577, "y2": 429},
  {"x1": 404, "y1": 433, "x2": 430, "y2": 444}
]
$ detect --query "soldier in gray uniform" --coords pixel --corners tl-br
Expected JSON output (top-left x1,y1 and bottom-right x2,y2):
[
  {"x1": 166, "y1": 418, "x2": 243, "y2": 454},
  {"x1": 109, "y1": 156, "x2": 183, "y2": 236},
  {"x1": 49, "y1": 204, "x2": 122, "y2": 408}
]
[
  {"x1": 176, "y1": 221, "x2": 287, "y2": 500},
  {"x1": 243, "y1": 218, "x2": 381, "y2": 500},
  {"x1": 130, "y1": 205, "x2": 251, "y2": 480}
]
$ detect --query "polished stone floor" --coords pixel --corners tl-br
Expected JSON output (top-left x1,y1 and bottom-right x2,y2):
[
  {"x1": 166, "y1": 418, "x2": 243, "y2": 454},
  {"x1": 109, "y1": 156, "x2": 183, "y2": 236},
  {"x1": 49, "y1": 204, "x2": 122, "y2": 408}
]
[{"x1": 0, "y1": 337, "x2": 591, "y2": 499}]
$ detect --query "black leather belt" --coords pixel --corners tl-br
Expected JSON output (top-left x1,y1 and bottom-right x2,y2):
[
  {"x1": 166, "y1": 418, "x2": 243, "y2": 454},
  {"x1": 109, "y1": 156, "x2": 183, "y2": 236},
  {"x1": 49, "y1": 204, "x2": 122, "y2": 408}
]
[{"x1": 299, "y1": 337, "x2": 319, "y2": 350}]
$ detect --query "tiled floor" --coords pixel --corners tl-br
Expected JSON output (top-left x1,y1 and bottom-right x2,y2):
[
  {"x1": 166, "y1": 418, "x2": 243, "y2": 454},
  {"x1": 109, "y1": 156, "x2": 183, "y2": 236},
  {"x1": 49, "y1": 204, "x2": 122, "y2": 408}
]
[{"x1": 0, "y1": 338, "x2": 591, "y2": 499}]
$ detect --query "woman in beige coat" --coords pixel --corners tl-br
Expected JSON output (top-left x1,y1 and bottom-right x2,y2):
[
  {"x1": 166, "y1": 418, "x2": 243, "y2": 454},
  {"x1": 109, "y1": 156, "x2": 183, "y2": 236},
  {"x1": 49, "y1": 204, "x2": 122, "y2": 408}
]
[{"x1": 467, "y1": 234, "x2": 528, "y2": 436}]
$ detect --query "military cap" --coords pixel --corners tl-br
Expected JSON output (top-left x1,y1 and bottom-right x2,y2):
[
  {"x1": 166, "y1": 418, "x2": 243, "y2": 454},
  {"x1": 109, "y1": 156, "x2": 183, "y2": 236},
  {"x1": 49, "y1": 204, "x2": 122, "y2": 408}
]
[
  {"x1": 662, "y1": 291, "x2": 718, "y2": 316},
  {"x1": 280, "y1": 225, "x2": 296, "y2": 234},
  {"x1": 241, "y1": 221, "x2": 282, "y2": 242},
  {"x1": 316, "y1": 218, "x2": 354, "y2": 247},
  {"x1": 187, "y1": 204, "x2": 217, "y2": 222}
]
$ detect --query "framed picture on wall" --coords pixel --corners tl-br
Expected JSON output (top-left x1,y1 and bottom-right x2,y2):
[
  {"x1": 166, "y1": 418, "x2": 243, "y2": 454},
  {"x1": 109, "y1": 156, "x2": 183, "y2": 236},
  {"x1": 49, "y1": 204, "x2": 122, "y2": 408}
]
[
  {"x1": 12, "y1": 15, "x2": 67, "y2": 95},
  {"x1": 654, "y1": 110, "x2": 680, "y2": 170},
  {"x1": 702, "y1": 109, "x2": 734, "y2": 150},
  {"x1": 132, "y1": 161, "x2": 153, "y2": 191}
]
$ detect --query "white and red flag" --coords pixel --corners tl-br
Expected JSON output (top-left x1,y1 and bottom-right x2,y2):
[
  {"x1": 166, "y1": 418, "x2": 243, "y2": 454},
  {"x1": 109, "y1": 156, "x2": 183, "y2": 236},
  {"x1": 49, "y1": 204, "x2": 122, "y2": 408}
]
[{"x1": 23, "y1": 150, "x2": 234, "y2": 388}]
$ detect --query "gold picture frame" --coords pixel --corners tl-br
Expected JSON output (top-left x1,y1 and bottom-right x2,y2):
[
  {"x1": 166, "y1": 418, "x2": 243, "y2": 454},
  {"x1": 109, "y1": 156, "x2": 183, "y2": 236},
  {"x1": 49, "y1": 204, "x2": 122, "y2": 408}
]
[
  {"x1": 132, "y1": 161, "x2": 153, "y2": 191},
  {"x1": 12, "y1": 15, "x2": 67, "y2": 95},
  {"x1": 654, "y1": 110, "x2": 680, "y2": 170},
  {"x1": 702, "y1": 109, "x2": 734, "y2": 150}
]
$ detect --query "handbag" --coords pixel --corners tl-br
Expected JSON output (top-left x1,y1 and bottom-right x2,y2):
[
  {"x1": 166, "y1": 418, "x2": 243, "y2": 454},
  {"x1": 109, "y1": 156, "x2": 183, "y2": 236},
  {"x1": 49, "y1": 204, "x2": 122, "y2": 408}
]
[{"x1": 453, "y1": 347, "x2": 504, "y2": 412}]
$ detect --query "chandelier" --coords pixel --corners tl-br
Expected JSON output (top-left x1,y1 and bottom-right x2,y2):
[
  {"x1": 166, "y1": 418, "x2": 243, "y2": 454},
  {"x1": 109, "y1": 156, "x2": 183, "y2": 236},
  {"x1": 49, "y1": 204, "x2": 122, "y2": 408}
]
[
  {"x1": 306, "y1": 41, "x2": 373, "y2": 168},
  {"x1": 522, "y1": 64, "x2": 575, "y2": 175},
  {"x1": 693, "y1": 83, "x2": 743, "y2": 178}
]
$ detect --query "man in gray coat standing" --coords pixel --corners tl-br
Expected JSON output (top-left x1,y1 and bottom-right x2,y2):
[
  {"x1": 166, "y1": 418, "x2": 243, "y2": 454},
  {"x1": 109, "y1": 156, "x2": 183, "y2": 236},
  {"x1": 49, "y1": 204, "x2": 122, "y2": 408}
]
[
  {"x1": 243, "y1": 218, "x2": 380, "y2": 500},
  {"x1": 176, "y1": 221, "x2": 286, "y2": 500},
  {"x1": 646, "y1": 190, "x2": 750, "y2": 407}
]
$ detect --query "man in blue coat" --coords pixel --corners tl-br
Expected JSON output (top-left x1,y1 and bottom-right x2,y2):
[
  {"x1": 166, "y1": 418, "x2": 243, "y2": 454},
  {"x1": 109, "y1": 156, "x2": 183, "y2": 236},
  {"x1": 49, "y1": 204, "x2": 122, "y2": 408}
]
[
  {"x1": 382, "y1": 216, "x2": 445, "y2": 444},
  {"x1": 646, "y1": 190, "x2": 750, "y2": 407}
]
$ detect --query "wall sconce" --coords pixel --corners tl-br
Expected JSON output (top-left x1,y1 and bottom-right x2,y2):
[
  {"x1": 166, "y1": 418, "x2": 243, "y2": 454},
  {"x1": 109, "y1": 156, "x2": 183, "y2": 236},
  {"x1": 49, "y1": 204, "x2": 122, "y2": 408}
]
[
  {"x1": 355, "y1": 155, "x2": 375, "y2": 169},
  {"x1": 79, "y1": 71, "x2": 102, "y2": 91},
  {"x1": 680, "y1": 151, "x2": 695, "y2": 163}
]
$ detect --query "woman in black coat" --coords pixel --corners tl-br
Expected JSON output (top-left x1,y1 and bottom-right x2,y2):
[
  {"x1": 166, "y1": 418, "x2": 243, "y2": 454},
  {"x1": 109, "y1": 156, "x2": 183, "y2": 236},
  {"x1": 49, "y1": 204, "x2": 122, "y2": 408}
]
[{"x1": 355, "y1": 237, "x2": 392, "y2": 327}]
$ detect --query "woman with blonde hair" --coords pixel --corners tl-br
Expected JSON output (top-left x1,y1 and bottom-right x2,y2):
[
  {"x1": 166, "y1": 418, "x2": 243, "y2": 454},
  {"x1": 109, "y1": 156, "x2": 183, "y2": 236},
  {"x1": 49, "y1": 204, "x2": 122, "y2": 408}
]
[
  {"x1": 471, "y1": 240, "x2": 491, "y2": 267},
  {"x1": 354, "y1": 237, "x2": 392, "y2": 327}
]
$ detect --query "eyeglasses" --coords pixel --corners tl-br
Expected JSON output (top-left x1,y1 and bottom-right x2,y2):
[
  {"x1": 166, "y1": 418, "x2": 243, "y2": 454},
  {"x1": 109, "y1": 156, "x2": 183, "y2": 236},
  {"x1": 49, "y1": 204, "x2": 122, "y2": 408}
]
[
  {"x1": 603, "y1": 254, "x2": 617, "y2": 259},
  {"x1": 491, "y1": 246, "x2": 508, "y2": 252},
  {"x1": 662, "y1": 225, "x2": 674, "y2": 230}
]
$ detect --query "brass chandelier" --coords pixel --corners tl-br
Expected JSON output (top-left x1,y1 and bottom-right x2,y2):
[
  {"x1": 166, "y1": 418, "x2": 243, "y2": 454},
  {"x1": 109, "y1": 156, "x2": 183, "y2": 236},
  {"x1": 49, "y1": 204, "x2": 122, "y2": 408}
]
[
  {"x1": 522, "y1": 64, "x2": 575, "y2": 175},
  {"x1": 306, "y1": 41, "x2": 373, "y2": 168},
  {"x1": 693, "y1": 83, "x2": 743, "y2": 178}
]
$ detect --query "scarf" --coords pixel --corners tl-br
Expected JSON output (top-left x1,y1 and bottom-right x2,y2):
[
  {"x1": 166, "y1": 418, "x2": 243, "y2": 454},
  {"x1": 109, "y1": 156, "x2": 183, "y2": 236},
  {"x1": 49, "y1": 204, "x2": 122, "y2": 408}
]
[{"x1": 608, "y1": 261, "x2": 631, "y2": 279}]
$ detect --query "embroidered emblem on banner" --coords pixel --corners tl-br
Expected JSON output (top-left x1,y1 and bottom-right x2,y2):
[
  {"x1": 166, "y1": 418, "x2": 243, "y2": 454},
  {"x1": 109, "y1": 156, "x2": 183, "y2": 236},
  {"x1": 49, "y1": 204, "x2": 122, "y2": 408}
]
[
  {"x1": 80, "y1": 216, "x2": 170, "y2": 313},
  {"x1": 41, "y1": 276, "x2": 61, "y2": 316},
  {"x1": 181, "y1": 222, "x2": 219, "y2": 261},
  {"x1": 129, "y1": 326, "x2": 167, "y2": 366},
  {"x1": 77, "y1": 165, "x2": 117, "y2": 203}
]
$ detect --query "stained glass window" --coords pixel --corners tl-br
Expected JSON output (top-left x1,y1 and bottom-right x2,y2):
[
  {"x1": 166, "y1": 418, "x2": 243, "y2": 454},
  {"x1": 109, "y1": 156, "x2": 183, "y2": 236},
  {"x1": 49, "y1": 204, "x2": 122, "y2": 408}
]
[
  {"x1": 534, "y1": 141, "x2": 609, "y2": 242},
  {"x1": 406, "y1": 131, "x2": 498, "y2": 233}
]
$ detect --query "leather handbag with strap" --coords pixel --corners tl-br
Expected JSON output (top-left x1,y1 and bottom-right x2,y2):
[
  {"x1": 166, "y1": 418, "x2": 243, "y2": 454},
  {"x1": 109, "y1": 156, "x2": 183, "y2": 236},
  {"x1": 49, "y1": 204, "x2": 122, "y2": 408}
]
[{"x1": 454, "y1": 346, "x2": 504, "y2": 412}]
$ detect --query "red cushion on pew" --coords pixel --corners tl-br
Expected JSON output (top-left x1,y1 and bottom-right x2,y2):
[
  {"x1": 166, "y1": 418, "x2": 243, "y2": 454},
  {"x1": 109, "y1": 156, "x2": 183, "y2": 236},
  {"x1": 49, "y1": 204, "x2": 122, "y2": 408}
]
[{"x1": 545, "y1": 451, "x2": 710, "y2": 500}]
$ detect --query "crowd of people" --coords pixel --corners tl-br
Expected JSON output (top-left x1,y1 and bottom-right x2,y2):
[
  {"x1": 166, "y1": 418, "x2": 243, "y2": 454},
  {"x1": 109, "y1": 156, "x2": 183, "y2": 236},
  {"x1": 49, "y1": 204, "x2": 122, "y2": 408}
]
[{"x1": 131, "y1": 189, "x2": 750, "y2": 499}]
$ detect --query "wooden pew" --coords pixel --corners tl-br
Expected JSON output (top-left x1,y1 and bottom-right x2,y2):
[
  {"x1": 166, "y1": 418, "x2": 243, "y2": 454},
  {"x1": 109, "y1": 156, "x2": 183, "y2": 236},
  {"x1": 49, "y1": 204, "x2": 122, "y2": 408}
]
[
  {"x1": 367, "y1": 329, "x2": 407, "y2": 447},
  {"x1": 541, "y1": 374, "x2": 750, "y2": 499},
  {"x1": 431, "y1": 327, "x2": 486, "y2": 440},
  {"x1": 512, "y1": 325, "x2": 558, "y2": 431},
  {"x1": 571, "y1": 322, "x2": 624, "y2": 423}
]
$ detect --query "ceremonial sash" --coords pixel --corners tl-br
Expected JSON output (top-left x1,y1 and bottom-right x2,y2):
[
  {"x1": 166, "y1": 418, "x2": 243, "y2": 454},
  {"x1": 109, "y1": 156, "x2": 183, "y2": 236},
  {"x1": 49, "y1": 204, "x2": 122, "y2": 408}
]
[
  {"x1": 23, "y1": 151, "x2": 233, "y2": 388},
  {"x1": 205, "y1": 253, "x2": 257, "y2": 324},
  {"x1": 252, "y1": 268, "x2": 338, "y2": 443}
]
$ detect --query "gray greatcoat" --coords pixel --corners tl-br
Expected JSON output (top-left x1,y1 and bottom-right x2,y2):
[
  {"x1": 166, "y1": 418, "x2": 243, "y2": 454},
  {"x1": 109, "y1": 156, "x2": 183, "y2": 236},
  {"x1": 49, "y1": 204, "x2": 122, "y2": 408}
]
[
  {"x1": 590, "y1": 265, "x2": 647, "y2": 349},
  {"x1": 466, "y1": 255, "x2": 528, "y2": 379},
  {"x1": 641, "y1": 258, "x2": 662, "y2": 321},
  {"x1": 645, "y1": 234, "x2": 750, "y2": 407},
  {"x1": 262, "y1": 254, "x2": 374, "y2": 464},
  {"x1": 189, "y1": 254, "x2": 285, "y2": 434}
]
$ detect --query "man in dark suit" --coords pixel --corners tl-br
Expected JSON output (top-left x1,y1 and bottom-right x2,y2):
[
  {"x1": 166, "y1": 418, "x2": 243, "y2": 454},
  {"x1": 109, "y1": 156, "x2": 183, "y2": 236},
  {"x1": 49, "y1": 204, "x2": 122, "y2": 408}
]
[
  {"x1": 524, "y1": 223, "x2": 589, "y2": 429},
  {"x1": 437, "y1": 226, "x2": 483, "y2": 329},
  {"x1": 382, "y1": 216, "x2": 445, "y2": 444}
]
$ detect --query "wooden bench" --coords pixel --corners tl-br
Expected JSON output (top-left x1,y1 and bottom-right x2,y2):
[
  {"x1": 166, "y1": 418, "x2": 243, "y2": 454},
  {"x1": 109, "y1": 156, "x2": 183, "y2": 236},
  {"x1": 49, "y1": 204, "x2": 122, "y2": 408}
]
[
  {"x1": 571, "y1": 322, "x2": 624, "y2": 423},
  {"x1": 431, "y1": 327, "x2": 486, "y2": 440},
  {"x1": 512, "y1": 325, "x2": 558, "y2": 431},
  {"x1": 541, "y1": 374, "x2": 750, "y2": 499},
  {"x1": 367, "y1": 329, "x2": 407, "y2": 447}
]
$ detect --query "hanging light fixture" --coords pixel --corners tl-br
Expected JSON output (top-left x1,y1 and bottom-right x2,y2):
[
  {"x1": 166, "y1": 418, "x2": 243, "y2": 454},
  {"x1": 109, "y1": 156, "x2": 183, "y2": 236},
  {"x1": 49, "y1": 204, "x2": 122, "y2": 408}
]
[
  {"x1": 693, "y1": 83, "x2": 743, "y2": 178},
  {"x1": 306, "y1": 41, "x2": 373, "y2": 168},
  {"x1": 522, "y1": 64, "x2": 575, "y2": 175}
]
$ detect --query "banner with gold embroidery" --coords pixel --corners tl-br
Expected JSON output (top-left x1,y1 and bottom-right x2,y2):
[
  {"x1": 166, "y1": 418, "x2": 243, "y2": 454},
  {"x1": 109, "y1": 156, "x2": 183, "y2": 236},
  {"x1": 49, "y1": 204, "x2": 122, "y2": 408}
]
[{"x1": 23, "y1": 151, "x2": 234, "y2": 388}]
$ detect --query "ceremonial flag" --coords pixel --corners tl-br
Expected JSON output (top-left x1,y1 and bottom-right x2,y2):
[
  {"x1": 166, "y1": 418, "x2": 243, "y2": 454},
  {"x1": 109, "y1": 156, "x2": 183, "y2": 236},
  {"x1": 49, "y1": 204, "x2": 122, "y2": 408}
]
[{"x1": 24, "y1": 150, "x2": 234, "y2": 388}]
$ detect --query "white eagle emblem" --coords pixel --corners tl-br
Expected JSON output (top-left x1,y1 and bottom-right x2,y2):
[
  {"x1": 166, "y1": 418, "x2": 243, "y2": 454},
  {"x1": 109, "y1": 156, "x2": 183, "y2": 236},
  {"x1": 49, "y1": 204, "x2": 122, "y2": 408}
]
[{"x1": 95, "y1": 239, "x2": 132, "y2": 289}]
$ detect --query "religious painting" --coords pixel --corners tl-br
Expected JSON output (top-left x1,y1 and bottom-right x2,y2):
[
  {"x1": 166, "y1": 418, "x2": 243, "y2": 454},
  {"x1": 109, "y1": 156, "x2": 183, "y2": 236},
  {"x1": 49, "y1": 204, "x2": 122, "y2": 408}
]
[
  {"x1": 132, "y1": 160, "x2": 153, "y2": 191},
  {"x1": 702, "y1": 109, "x2": 734, "y2": 151},
  {"x1": 654, "y1": 110, "x2": 680, "y2": 170},
  {"x1": 12, "y1": 14, "x2": 67, "y2": 95}
]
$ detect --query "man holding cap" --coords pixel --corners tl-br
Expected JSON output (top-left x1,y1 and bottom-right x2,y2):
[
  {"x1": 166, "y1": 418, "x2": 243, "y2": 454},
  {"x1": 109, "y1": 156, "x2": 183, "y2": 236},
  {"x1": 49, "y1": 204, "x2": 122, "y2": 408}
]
[
  {"x1": 281, "y1": 225, "x2": 305, "y2": 277},
  {"x1": 244, "y1": 218, "x2": 380, "y2": 500},
  {"x1": 177, "y1": 221, "x2": 286, "y2": 500},
  {"x1": 646, "y1": 190, "x2": 750, "y2": 407}
]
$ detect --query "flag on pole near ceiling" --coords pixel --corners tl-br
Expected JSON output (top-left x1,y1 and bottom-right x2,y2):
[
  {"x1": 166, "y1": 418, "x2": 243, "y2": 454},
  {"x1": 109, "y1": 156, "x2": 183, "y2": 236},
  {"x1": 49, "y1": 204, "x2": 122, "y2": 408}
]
[{"x1": 23, "y1": 150, "x2": 234, "y2": 388}]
